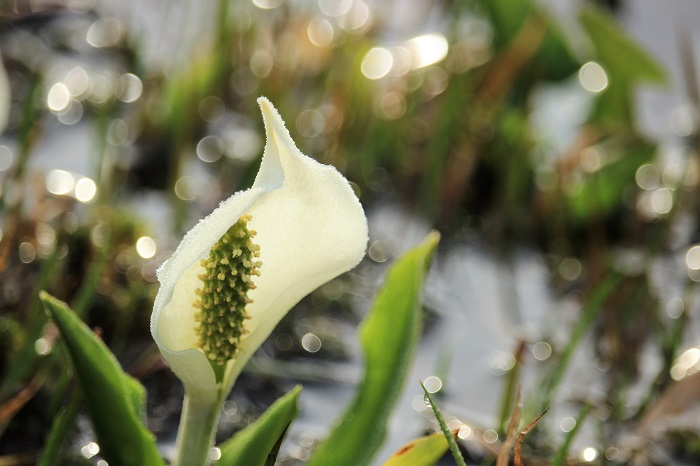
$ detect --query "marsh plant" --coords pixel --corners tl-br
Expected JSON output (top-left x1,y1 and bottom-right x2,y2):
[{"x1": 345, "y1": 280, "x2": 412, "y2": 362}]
[{"x1": 39, "y1": 99, "x2": 442, "y2": 466}]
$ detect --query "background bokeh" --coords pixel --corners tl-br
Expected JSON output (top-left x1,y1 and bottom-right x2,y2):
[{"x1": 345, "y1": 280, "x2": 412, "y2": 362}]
[{"x1": 1, "y1": 0, "x2": 700, "y2": 464}]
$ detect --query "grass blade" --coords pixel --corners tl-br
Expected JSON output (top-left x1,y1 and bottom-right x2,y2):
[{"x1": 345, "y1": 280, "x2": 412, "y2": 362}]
[
  {"x1": 38, "y1": 386, "x2": 82, "y2": 466},
  {"x1": 421, "y1": 381, "x2": 466, "y2": 466},
  {"x1": 537, "y1": 273, "x2": 622, "y2": 413},
  {"x1": 550, "y1": 404, "x2": 590, "y2": 466}
]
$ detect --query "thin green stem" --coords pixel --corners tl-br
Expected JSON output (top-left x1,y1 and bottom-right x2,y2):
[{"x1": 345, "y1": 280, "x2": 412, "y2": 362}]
[
  {"x1": 173, "y1": 391, "x2": 221, "y2": 466},
  {"x1": 421, "y1": 381, "x2": 467, "y2": 466}
]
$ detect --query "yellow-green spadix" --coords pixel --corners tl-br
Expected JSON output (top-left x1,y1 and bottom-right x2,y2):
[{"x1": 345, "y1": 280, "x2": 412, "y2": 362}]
[{"x1": 151, "y1": 97, "x2": 368, "y2": 400}]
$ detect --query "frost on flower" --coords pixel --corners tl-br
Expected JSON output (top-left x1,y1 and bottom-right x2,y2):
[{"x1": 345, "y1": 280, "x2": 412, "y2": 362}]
[{"x1": 151, "y1": 97, "x2": 368, "y2": 399}]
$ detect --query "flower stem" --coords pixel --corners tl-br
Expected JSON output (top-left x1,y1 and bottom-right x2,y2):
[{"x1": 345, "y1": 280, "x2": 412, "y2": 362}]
[{"x1": 173, "y1": 391, "x2": 221, "y2": 466}]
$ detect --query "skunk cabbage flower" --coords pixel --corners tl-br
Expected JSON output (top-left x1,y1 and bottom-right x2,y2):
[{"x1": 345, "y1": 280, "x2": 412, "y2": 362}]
[{"x1": 151, "y1": 98, "x2": 368, "y2": 404}]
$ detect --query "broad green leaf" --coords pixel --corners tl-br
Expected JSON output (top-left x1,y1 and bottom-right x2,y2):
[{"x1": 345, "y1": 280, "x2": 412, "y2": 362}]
[
  {"x1": 381, "y1": 432, "x2": 450, "y2": 466},
  {"x1": 40, "y1": 292, "x2": 164, "y2": 466},
  {"x1": 218, "y1": 385, "x2": 301, "y2": 466},
  {"x1": 421, "y1": 383, "x2": 467, "y2": 466},
  {"x1": 307, "y1": 232, "x2": 440, "y2": 466},
  {"x1": 579, "y1": 6, "x2": 665, "y2": 85}
]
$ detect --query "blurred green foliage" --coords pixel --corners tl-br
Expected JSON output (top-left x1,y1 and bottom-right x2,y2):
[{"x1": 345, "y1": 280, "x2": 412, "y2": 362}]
[{"x1": 0, "y1": 0, "x2": 697, "y2": 464}]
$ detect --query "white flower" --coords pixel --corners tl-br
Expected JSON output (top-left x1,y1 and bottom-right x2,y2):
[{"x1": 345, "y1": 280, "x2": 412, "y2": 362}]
[{"x1": 150, "y1": 98, "x2": 368, "y2": 401}]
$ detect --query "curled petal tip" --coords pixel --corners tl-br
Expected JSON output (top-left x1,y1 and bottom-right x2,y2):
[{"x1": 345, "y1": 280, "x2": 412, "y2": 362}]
[{"x1": 257, "y1": 96, "x2": 280, "y2": 127}]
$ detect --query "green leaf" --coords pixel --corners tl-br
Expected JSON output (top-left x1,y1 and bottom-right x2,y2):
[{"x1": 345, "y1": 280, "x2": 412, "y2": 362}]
[
  {"x1": 381, "y1": 431, "x2": 450, "y2": 466},
  {"x1": 579, "y1": 6, "x2": 665, "y2": 85},
  {"x1": 39, "y1": 292, "x2": 164, "y2": 466},
  {"x1": 421, "y1": 383, "x2": 467, "y2": 466},
  {"x1": 218, "y1": 385, "x2": 301, "y2": 466},
  {"x1": 307, "y1": 232, "x2": 440, "y2": 466}
]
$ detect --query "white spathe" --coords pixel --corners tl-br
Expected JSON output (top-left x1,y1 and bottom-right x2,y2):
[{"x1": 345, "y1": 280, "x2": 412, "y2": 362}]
[{"x1": 151, "y1": 97, "x2": 368, "y2": 399}]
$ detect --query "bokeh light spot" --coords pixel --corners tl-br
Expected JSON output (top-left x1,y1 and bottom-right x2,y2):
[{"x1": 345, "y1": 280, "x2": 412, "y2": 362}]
[
  {"x1": 208, "y1": 447, "x2": 221, "y2": 462},
  {"x1": 117, "y1": 73, "x2": 143, "y2": 103},
  {"x1": 457, "y1": 425, "x2": 473, "y2": 440},
  {"x1": 296, "y1": 109, "x2": 325, "y2": 138},
  {"x1": 532, "y1": 341, "x2": 552, "y2": 361},
  {"x1": 582, "y1": 447, "x2": 598, "y2": 462},
  {"x1": 19, "y1": 242, "x2": 36, "y2": 263},
  {"x1": 80, "y1": 442, "x2": 100, "y2": 459},
  {"x1": 0, "y1": 145, "x2": 14, "y2": 171},
  {"x1": 75, "y1": 177, "x2": 97, "y2": 203},
  {"x1": 423, "y1": 376, "x2": 443, "y2": 393},
  {"x1": 47, "y1": 83, "x2": 71, "y2": 112},
  {"x1": 669, "y1": 106, "x2": 697, "y2": 137},
  {"x1": 299, "y1": 432, "x2": 315, "y2": 448},
  {"x1": 319, "y1": 0, "x2": 352, "y2": 17},
  {"x1": 65, "y1": 67, "x2": 90, "y2": 98},
  {"x1": 404, "y1": 33, "x2": 449, "y2": 69},
  {"x1": 559, "y1": 417, "x2": 576, "y2": 432},
  {"x1": 579, "y1": 62, "x2": 608, "y2": 93},
  {"x1": 670, "y1": 347, "x2": 700, "y2": 381},
  {"x1": 197, "y1": 136, "x2": 224, "y2": 163},
  {"x1": 483, "y1": 429, "x2": 498, "y2": 444},
  {"x1": 174, "y1": 176, "x2": 200, "y2": 201},
  {"x1": 558, "y1": 257, "x2": 582, "y2": 281},
  {"x1": 57, "y1": 101, "x2": 84, "y2": 125},
  {"x1": 308, "y1": 19, "x2": 334, "y2": 47},
  {"x1": 650, "y1": 187, "x2": 673, "y2": 214},
  {"x1": 635, "y1": 164, "x2": 659, "y2": 190},
  {"x1": 368, "y1": 240, "x2": 389, "y2": 263},
  {"x1": 488, "y1": 351, "x2": 516, "y2": 375},
  {"x1": 46, "y1": 169, "x2": 75, "y2": 195},
  {"x1": 338, "y1": 0, "x2": 371, "y2": 33},
  {"x1": 86, "y1": 17, "x2": 123, "y2": 48},
  {"x1": 666, "y1": 297, "x2": 684, "y2": 319},
  {"x1": 136, "y1": 236, "x2": 157, "y2": 259},
  {"x1": 301, "y1": 333, "x2": 322, "y2": 353},
  {"x1": 379, "y1": 92, "x2": 407, "y2": 120},
  {"x1": 199, "y1": 96, "x2": 225, "y2": 122},
  {"x1": 250, "y1": 50, "x2": 273, "y2": 78},
  {"x1": 35, "y1": 338, "x2": 52, "y2": 356},
  {"x1": 580, "y1": 146, "x2": 603, "y2": 173},
  {"x1": 361, "y1": 48, "x2": 393, "y2": 80},
  {"x1": 253, "y1": 0, "x2": 283, "y2": 9},
  {"x1": 275, "y1": 333, "x2": 293, "y2": 351}
]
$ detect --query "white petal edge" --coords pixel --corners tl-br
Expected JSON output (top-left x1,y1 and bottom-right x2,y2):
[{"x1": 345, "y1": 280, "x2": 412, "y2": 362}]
[{"x1": 151, "y1": 97, "x2": 368, "y2": 396}]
